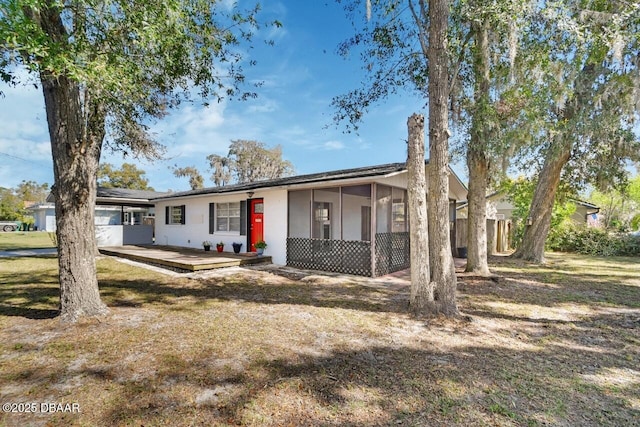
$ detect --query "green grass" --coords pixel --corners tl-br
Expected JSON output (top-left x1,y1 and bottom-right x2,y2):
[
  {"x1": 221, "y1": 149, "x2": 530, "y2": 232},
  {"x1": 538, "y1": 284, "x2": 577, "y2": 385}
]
[
  {"x1": 0, "y1": 231, "x2": 55, "y2": 251},
  {"x1": 0, "y1": 253, "x2": 638, "y2": 426}
]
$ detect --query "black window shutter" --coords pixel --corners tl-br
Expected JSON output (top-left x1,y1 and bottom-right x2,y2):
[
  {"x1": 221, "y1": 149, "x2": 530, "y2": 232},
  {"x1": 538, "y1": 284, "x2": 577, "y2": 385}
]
[
  {"x1": 180, "y1": 205, "x2": 186, "y2": 224},
  {"x1": 240, "y1": 200, "x2": 247, "y2": 236},
  {"x1": 209, "y1": 203, "x2": 215, "y2": 234},
  {"x1": 165, "y1": 206, "x2": 170, "y2": 224}
]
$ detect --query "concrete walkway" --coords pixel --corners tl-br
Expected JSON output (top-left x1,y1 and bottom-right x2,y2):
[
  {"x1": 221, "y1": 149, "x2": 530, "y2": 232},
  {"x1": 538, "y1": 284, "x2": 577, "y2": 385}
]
[{"x1": 0, "y1": 248, "x2": 58, "y2": 258}]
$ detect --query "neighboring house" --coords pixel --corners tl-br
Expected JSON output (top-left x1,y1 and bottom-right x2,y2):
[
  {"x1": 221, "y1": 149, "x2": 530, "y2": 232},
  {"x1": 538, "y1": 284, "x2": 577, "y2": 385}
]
[
  {"x1": 570, "y1": 199, "x2": 601, "y2": 226},
  {"x1": 486, "y1": 193, "x2": 600, "y2": 226},
  {"x1": 456, "y1": 193, "x2": 513, "y2": 254},
  {"x1": 29, "y1": 187, "x2": 169, "y2": 246},
  {"x1": 456, "y1": 193, "x2": 600, "y2": 254},
  {"x1": 153, "y1": 162, "x2": 468, "y2": 277}
]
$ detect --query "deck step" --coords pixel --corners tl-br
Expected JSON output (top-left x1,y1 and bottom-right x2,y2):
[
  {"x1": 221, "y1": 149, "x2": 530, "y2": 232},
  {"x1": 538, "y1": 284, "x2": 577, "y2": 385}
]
[{"x1": 99, "y1": 245, "x2": 272, "y2": 272}]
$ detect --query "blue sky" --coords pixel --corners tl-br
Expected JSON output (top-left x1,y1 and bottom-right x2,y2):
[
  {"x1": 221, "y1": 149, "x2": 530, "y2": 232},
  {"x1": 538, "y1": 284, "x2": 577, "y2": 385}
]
[{"x1": 0, "y1": 1, "x2": 457, "y2": 192}]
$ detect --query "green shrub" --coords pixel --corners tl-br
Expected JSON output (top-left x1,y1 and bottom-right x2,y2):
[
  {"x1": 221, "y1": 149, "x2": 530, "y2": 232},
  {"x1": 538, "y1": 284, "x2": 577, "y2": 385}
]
[
  {"x1": 547, "y1": 223, "x2": 640, "y2": 256},
  {"x1": 631, "y1": 213, "x2": 640, "y2": 231}
]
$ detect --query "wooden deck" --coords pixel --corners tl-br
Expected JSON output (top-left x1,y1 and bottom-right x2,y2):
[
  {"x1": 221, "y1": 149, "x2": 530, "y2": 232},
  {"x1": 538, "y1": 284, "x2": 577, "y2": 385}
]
[{"x1": 99, "y1": 245, "x2": 272, "y2": 272}]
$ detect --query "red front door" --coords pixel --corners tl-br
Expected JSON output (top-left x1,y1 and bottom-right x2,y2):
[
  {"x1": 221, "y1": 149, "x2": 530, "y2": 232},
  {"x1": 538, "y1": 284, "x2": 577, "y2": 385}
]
[{"x1": 249, "y1": 198, "x2": 264, "y2": 252}]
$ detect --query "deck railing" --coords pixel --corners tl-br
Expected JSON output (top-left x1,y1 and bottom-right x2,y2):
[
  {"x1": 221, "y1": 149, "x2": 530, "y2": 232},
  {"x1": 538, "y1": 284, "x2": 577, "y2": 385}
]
[
  {"x1": 286, "y1": 238, "x2": 372, "y2": 276},
  {"x1": 374, "y1": 232, "x2": 410, "y2": 276}
]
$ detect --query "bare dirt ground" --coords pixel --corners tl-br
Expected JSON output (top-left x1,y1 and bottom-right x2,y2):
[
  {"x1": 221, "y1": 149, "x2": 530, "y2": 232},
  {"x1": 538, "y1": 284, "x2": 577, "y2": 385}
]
[{"x1": 0, "y1": 253, "x2": 638, "y2": 426}]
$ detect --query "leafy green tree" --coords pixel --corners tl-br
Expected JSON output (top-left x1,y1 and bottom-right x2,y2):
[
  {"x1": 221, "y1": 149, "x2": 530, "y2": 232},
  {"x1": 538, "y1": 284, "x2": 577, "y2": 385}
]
[
  {"x1": 0, "y1": 181, "x2": 49, "y2": 222},
  {"x1": 1, "y1": 0, "x2": 277, "y2": 321},
  {"x1": 16, "y1": 180, "x2": 49, "y2": 203},
  {"x1": 513, "y1": 1, "x2": 640, "y2": 263},
  {"x1": 0, "y1": 187, "x2": 24, "y2": 221},
  {"x1": 501, "y1": 177, "x2": 575, "y2": 248},
  {"x1": 208, "y1": 140, "x2": 294, "y2": 185},
  {"x1": 172, "y1": 166, "x2": 204, "y2": 190},
  {"x1": 98, "y1": 163, "x2": 153, "y2": 190},
  {"x1": 589, "y1": 175, "x2": 640, "y2": 231},
  {"x1": 337, "y1": 0, "x2": 457, "y2": 315},
  {"x1": 207, "y1": 154, "x2": 233, "y2": 187}
]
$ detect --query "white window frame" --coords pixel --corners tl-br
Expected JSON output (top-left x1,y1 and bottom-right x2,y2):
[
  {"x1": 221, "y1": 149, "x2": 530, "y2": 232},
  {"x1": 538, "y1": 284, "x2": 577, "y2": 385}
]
[
  {"x1": 168, "y1": 206, "x2": 184, "y2": 225},
  {"x1": 216, "y1": 202, "x2": 241, "y2": 232}
]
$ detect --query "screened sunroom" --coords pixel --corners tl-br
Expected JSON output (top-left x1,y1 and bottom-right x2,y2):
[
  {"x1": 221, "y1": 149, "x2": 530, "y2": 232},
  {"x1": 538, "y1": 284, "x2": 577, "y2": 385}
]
[{"x1": 286, "y1": 183, "x2": 412, "y2": 277}]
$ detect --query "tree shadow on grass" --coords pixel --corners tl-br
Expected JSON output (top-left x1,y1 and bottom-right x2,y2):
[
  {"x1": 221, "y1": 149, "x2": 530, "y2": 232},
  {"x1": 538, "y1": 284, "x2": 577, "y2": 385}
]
[
  {"x1": 0, "y1": 263, "x2": 409, "y2": 319},
  {"x1": 459, "y1": 274, "x2": 640, "y2": 309},
  {"x1": 89, "y1": 343, "x2": 638, "y2": 426},
  {"x1": 98, "y1": 274, "x2": 410, "y2": 315},
  {"x1": 0, "y1": 268, "x2": 59, "y2": 319},
  {"x1": 0, "y1": 304, "x2": 58, "y2": 319},
  {"x1": 3, "y1": 318, "x2": 636, "y2": 425}
]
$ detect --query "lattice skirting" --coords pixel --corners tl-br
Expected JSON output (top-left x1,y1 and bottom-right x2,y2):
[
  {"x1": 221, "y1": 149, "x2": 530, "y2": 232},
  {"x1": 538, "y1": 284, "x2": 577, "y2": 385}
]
[
  {"x1": 374, "y1": 232, "x2": 410, "y2": 276},
  {"x1": 286, "y1": 238, "x2": 372, "y2": 276}
]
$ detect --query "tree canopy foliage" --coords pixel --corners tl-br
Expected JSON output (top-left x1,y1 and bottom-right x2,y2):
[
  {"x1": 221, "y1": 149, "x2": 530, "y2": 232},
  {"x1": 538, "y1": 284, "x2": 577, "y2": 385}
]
[
  {"x1": 172, "y1": 166, "x2": 204, "y2": 190},
  {"x1": 588, "y1": 175, "x2": 640, "y2": 231},
  {"x1": 0, "y1": 0, "x2": 278, "y2": 321},
  {"x1": 337, "y1": 0, "x2": 458, "y2": 315},
  {"x1": 500, "y1": 177, "x2": 576, "y2": 247},
  {"x1": 208, "y1": 140, "x2": 294, "y2": 185},
  {"x1": 334, "y1": 0, "x2": 639, "y2": 267},
  {"x1": 0, "y1": 180, "x2": 49, "y2": 221},
  {"x1": 512, "y1": 0, "x2": 640, "y2": 262},
  {"x1": 1, "y1": 0, "x2": 276, "y2": 156},
  {"x1": 97, "y1": 163, "x2": 153, "y2": 190}
]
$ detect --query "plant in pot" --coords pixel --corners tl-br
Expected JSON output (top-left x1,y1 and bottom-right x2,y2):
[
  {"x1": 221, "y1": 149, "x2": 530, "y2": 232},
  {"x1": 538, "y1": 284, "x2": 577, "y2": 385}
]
[
  {"x1": 216, "y1": 241, "x2": 225, "y2": 252},
  {"x1": 254, "y1": 240, "x2": 267, "y2": 256},
  {"x1": 232, "y1": 242, "x2": 243, "y2": 254},
  {"x1": 203, "y1": 241, "x2": 212, "y2": 251}
]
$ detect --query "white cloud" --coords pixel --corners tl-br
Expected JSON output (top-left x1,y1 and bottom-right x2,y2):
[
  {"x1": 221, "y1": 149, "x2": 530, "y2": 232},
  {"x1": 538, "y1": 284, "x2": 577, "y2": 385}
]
[
  {"x1": 0, "y1": 79, "x2": 54, "y2": 187},
  {"x1": 247, "y1": 98, "x2": 279, "y2": 114},
  {"x1": 322, "y1": 140, "x2": 345, "y2": 150},
  {"x1": 151, "y1": 102, "x2": 232, "y2": 156}
]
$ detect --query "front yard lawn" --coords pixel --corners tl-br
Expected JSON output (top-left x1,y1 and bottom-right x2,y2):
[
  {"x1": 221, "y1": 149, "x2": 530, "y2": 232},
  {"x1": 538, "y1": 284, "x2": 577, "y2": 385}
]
[
  {"x1": 0, "y1": 232, "x2": 55, "y2": 251},
  {"x1": 0, "y1": 252, "x2": 638, "y2": 426}
]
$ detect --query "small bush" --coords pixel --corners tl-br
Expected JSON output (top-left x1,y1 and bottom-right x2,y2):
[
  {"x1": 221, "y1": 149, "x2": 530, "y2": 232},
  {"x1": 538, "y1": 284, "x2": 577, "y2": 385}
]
[{"x1": 547, "y1": 224, "x2": 640, "y2": 256}]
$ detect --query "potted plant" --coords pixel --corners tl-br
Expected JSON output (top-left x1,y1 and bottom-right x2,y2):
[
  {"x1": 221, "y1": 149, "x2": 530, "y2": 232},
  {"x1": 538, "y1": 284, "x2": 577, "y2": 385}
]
[
  {"x1": 254, "y1": 240, "x2": 267, "y2": 256},
  {"x1": 232, "y1": 242, "x2": 243, "y2": 254},
  {"x1": 216, "y1": 241, "x2": 225, "y2": 252},
  {"x1": 203, "y1": 241, "x2": 212, "y2": 252}
]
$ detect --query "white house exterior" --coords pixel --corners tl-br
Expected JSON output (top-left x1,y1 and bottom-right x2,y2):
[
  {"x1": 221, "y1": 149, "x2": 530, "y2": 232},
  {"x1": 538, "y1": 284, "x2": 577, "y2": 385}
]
[
  {"x1": 154, "y1": 188, "x2": 289, "y2": 264},
  {"x1": 153, "y1": 162, "x2": 468, "y2": 277},
  {"x1": 30, "y1": 188, "x2": 168, "y2": 247}
]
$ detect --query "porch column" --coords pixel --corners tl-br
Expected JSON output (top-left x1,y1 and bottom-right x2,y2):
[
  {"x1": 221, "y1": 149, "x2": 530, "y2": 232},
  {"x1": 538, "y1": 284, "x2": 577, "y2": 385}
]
[{"x1": 371, "y1": 183, "x2": 377, "y2": 277}]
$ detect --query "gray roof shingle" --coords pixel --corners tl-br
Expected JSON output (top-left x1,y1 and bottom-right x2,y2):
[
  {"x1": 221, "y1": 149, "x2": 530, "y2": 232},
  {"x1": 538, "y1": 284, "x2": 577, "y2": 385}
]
[{"x1": 152, "y1": 162, "x2": 408, "y2": 200}]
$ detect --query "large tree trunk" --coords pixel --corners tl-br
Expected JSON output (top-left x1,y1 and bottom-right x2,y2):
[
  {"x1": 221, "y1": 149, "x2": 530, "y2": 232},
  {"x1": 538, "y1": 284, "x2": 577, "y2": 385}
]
[
  {"x1": 513, "y1": 140, "x2": 571, "y2": 263},
  {"x1": 465, "y1": 19, "x2": 491, "y2": 275},
  {"x1": 39, "y1": 7, "x2": 108, "y2": 322},
  {"x1": 466, "y1": 148, "x2": 490, "y2": 273},
  {"x1": 514, "y1": 64, "x2": 596, "y2": 263},
  {"x1": 407, "y1": 114, "x2": 434, "y2": 314},
  {"x1": 427, "y1": 0, "x2": 458, "y2": 316}
]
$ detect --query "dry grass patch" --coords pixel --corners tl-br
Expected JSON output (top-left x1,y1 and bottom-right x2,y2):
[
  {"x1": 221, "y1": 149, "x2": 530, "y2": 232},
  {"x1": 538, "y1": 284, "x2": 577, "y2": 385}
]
[{"x1": 0, "y1": 253, "x2": 638, "y2": 426}]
